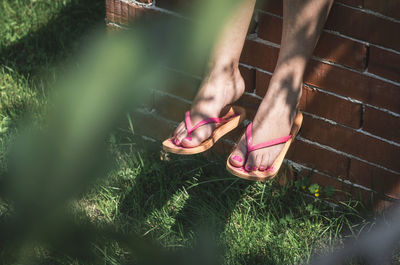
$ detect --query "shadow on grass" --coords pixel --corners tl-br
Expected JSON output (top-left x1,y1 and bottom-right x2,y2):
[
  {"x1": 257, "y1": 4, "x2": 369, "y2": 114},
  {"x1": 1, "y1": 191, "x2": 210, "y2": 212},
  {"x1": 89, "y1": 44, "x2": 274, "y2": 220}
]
[
  {"x1": 0, "y1": 0, "x2": 105, "y2": 80},
  {"x1": 115, "y1": 137, "x2": 359, "y2": 264}
]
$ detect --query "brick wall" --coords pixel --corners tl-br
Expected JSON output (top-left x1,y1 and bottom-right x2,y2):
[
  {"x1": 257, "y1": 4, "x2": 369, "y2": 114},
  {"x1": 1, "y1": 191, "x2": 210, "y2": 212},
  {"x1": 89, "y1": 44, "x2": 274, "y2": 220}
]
[{"x1": 105, "y1": 0, "x2": 400, "y2": 209}]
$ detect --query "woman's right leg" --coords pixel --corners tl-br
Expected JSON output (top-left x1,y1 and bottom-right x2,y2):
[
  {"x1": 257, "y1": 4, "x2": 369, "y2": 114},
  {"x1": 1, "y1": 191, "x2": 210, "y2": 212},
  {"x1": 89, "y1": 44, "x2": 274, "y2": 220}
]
[{"x1": 173, "y1": 0, "x2": 256, "y2": 147}]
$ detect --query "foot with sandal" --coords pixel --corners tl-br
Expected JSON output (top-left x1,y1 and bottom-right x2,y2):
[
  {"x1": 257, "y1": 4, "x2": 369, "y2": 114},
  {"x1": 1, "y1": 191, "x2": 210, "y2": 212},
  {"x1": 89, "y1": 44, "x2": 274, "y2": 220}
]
[{"x1": 163, "y1": 0, "x2": 334, "y2": 181}]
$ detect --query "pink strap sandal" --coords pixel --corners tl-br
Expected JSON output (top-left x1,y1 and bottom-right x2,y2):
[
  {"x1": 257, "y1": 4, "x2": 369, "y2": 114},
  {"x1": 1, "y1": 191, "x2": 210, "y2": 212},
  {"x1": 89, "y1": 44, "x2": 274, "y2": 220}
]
[
  {"x1": 162, "y1": 106, "x2": 246, "y2": 155},
  {"x1": 226, "y1": 111, "x2": 303, "y2": 181}
]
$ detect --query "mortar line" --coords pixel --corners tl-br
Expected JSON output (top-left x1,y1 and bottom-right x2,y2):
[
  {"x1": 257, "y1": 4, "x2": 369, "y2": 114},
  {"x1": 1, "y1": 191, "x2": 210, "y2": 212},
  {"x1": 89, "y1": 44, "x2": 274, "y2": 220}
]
[
  {"x1": 247, "y1": 37, "x2": 400, "y2": 87},
  {"x1": 285, "y1": 159, "x2": 374, "y2": 192},
  {"x1": 334, "y1": 2, "x2": 400, "y2": 24},
  {"x1": 255, "y1": 9, "x2": 283, "y2": 19},
  {"x1": 153, "y1": 89, "x2": 192, "y2": 104},
  {"x1": 304, "y1": 83, "x2": 400, "y2": 117},
  {"x1": 296, "y1": 136, "x2": 400, "y2": 175},
  {"x1": 301, "y1": 111, "x2": 400, "y2": 147},
  {"x1": 311, "y1": 56, "x2": 400, "y2": 86},
  {"x1": 241, "y1": 61, "x2": 400, "y2": 117},
  {"x1": 255, "y1": 9, "x2": 400, "y2": 55}
]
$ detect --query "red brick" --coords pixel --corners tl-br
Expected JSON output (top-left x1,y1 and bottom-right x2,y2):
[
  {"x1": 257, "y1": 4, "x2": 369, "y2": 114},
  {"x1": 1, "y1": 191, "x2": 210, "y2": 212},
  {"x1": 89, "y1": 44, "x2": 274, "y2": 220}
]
[
  {"x1": 371, "y1": 199, "x2": 397, "y2": 213},
  {"x1": 298, "y1": 170, "x2": 361, "y2": 202},
  {"x1": 300, "y1": 115, "x2": 400, "y2": 172},
  {"x1": 106, "y1": 0, "x2": 114, "y2": 22},
  {"x1": 223, "y1": 122, "x2": 246, "y2": 144},
  {"x1": 258, "y1": 13, "x2": 367, "y2": 70},
  {"x1": 314, "y1": 32, "x2": 367, "y2": 71},
  {"x1": 248, "y1": 17, "x2": 257, "y2": 35},
  {"x1": 114, "y1": 0, "x2": 122, "y2": 24},
  {"x1": 257, "y1": 12, "x2": 282, "y2": 44},
  {"x1": 255, "y1": 70, "x2": 271, "y2": 97},
  {"x1": 304, "y1": 60, "x2": 400, "y2": 114},
  {"x1": 156, "y1": 0, "x2": 192, "y2": 13},
  {"x1": 368, "y1": 46, "x2": 400, "y2": 83},
  {"x1": 156, "y1": 0, "x2": 184, "y2": 8},
  {"x1": 297, "y1": 169, "x2": 386, "y2": 210},
  {"x1": 106, "y1": 22, "x2": 121, "y2": 32},
  {"x1": 275, "y1": 162, "x2": 295, "y2": 186},
  {"x1": 107, "y1": 1, "x2": 156, "y2": 25},
  {"x1": 134, "y1": 5, "x2": 154, "y2": 20},
  {"x1": 235, "y1": 94, "x2": 261, "y2": 120},
  {"x1": 286, "y1": 140, "x2": 350, "y2": 177},
  {"x1": 211, "y1": 140, "x2": 234, "y2": 155},
  {"x1": 325, "y1": 4, "x2": 400, "y2": 51},
  {"x1": 334, "y1": 0, "x2": 363, "y2": 8},
  {"x1": 154, "y1": 91, "x2": 191, "y2": 122},
  {"x1": 239, "y1": 40, "x2": 279, "y2": 73},
  {"x1": 121, "y1": 1, "x2": 129, "y2": 25},
  {"x1": 258, "y1": 0, "x2": 364, "y2": 16},
  {"x1": 298, "y1": 87, "x2": 307, "y2": 111},
  {"x1": 258, "y1": 0, "x2": 282, "y2": 16},
  {"x1": 134, "y1": 111, "x2": 176, "y2": 140},
  {"x1": 348, "y1": 159, "x2": 400, "y2": 199},
  {"x1": 129, "y1": 3, "x2": 138, "y2": 20},
  {"x1": 363, "y1": 107, "x2": 400, "y2": 143},
  {"x1": 363, "y1": 0, "x2": 400, "y2": 20},
  {"x1": 303, "y1": 86, "x2": 362, "y2": 128},
  {"x1": 157, "y1": 70, "x2": 199, "y2": 101},
  {"x1": 239, "y1": 66, "x2": 256, "y2": 93}
]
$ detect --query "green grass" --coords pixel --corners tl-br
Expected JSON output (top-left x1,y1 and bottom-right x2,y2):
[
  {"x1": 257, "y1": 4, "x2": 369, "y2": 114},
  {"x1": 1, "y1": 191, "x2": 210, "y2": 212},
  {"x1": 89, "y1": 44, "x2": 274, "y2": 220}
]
[
  {"x1": 71, "y1": 137, "x2": 363, "y2": 264},
  {"x1": 0, "y1": 0, "x2": 399, "y2": 264}
]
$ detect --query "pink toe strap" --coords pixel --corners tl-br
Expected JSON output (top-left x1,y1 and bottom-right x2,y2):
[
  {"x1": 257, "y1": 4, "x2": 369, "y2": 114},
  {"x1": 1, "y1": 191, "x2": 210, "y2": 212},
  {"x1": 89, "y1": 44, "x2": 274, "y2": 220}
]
[
  {"x1": 245, "y1": 122, "x2": 292, "y2": 153},
  {"x1": 184, "y1": 110, "x2": 236, "y2": 135}
]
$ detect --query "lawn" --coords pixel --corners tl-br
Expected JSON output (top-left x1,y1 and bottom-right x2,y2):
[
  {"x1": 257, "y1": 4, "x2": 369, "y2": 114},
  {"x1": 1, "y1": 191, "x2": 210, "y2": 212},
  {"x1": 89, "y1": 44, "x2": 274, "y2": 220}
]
[{"x1": 0, "y1": 0, "x2": 398, "y2": 264}]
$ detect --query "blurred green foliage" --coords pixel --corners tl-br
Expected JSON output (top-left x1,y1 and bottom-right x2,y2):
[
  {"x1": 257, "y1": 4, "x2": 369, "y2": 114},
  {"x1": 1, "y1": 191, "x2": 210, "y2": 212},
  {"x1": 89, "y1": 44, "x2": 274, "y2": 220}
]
[{"x1": 0, "y1": 0, "x2": 398, "y2": 264}]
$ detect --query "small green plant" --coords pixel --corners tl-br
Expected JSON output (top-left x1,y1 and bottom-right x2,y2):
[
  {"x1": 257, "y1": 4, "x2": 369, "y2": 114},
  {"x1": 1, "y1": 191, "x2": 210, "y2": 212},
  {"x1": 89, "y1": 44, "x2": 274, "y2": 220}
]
[{"x1": 295, "y1": 172, "x2": 336, "y2": 198}]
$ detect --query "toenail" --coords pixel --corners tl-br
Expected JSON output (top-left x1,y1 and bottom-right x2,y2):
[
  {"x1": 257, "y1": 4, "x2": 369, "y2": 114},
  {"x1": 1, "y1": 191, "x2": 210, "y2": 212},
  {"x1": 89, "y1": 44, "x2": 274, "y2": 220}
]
[
  {"x1": 253, "y1": 166, "x2": 257, "y2": 171},
  {"x1": 266, "y1": 166, "x2": 275, "y2": 172},
  {"x1": 185, "y1": 136, "x2": 192, "y2": 141},
  {"x1": 245, "y1": 166, "x2": 251, "y2": 171},
  {"x1": 232, "y1": 155, "x2": 243, "y2": 162},
  {"x1": 259, "y1": 166, "x2": 265, "y2": 171}
]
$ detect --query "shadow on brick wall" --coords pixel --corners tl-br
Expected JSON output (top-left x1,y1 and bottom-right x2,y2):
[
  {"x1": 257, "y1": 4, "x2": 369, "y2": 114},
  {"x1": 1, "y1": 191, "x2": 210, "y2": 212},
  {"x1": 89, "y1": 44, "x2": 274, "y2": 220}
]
[{"x1": 129, "y1": 0, "x2": 400, "y2": 209}]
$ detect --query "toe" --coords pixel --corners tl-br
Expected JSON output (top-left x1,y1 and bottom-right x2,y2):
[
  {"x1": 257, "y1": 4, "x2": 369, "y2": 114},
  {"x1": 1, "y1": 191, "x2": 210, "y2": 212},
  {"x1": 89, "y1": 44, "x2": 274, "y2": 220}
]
[
  {"x1": 244, "y1": 152, "x2": 256, "y2": 172},
  {"x1": 229, "y1": 135, "x2": 247, "y2": 167},
  {"x1": 259, "y1": 154, "x2": 268, "y2": 171},
  {"x1": 175, "y1": 127, "x2": 188, "y2": 146},
  {"x1": 181, "y1": 133, "x2": 202, "y2": 147},
  {"x1": 180, "y1": 134, "x2": 197, "y2": 148},
  {"x1": 173, "y1": 122, "x2": 185, "y2": 138},
  {"x1": 181, "y1": 124, "x2": 213, "y2": 148},
  {"x1": 254, "y1": 153, "x2": 263, "y2": 171},
  {"x1": 263, "y1": 152, "x2": 274, "y2": 171}
]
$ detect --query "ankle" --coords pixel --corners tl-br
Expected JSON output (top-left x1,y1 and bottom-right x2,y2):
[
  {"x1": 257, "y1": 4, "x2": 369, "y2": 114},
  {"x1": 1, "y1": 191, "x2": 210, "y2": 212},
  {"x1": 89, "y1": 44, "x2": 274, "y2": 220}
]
[
  {"x1": 199, "y1": 65, "x2": 244, "y2": 103},
  {"x1": 266, "y1": 75, "x2": 302, "y2": 107},
  {"x1": 206, "y1": 62, "x2": 241, "y2": 84}
]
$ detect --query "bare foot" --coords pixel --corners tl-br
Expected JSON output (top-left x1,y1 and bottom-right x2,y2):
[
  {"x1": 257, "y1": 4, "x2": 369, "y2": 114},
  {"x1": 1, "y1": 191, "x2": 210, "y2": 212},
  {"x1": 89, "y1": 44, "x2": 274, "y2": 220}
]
[
  {"x1": 173, "y1": 66, "x2": 245, "y2": 148},
  {"x1": 229, "y1": 75, "x2": 302, "y2": 171}
]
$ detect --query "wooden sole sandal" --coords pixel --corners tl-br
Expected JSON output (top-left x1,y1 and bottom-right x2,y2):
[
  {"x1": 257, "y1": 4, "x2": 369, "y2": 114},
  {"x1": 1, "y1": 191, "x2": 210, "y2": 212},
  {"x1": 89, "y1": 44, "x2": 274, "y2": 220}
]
[
  {"x1": 226, "y1": 111, "x2": 303, "y2": 181},
  {"x1": 162, "y1": 106, "x2": 246, "y2": 155}
]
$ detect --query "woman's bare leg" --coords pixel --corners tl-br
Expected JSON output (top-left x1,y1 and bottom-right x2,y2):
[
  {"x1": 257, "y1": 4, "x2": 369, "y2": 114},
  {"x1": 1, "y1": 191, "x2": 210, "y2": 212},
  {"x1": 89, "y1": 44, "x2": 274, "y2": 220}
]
[
  {"x1": 173, "y1": 0, "x2": 256, "y2": 147},
  {"x1": 229, "y1": 0, "x2": 333, "y2": 171}
]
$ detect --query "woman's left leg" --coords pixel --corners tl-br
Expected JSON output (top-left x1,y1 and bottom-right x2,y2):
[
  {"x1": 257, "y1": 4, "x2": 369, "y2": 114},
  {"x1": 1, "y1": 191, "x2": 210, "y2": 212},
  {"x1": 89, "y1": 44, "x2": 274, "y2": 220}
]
[{"x1": 229, "y1": 0, "x2": 333, "y2": 171}]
